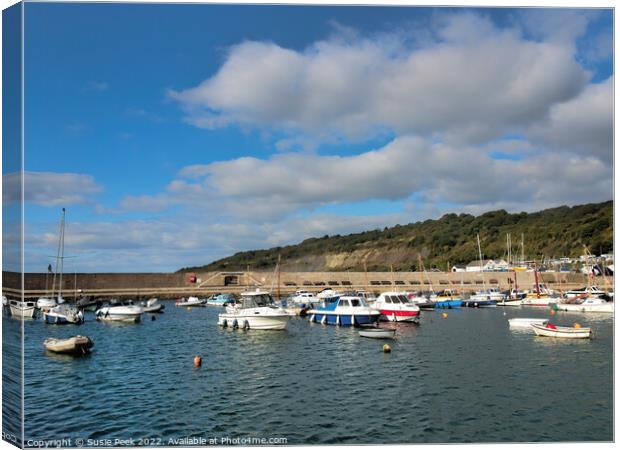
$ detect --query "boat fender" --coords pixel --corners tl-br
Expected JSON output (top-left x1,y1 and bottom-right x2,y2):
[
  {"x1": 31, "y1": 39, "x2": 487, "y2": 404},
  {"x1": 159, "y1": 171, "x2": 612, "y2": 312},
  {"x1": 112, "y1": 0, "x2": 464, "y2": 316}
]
[
  {"x1": 243, "y1": 320, "x2": 250, "y2": 330},
  {"x1": 194, "y1": 355, "x2": 202, "y2": 367},
  {"x1": 232, "y1": 319, "x2": 238, "y2": 329},
  {"x1": 351, "y1": 315, "x2": 356, "y2": 326},
  {"x1": 221, "y1": 319, "x2": 228, "y2": 328},
  {"x1": 336, "y1": 315, "x2": 340, "y2": 326},
  {"x1": 321, "y1": 315, "x2": 327, "y2": 325},
  {"x1": 309, "y1": 314, "x2": 315, "y2": 323}
]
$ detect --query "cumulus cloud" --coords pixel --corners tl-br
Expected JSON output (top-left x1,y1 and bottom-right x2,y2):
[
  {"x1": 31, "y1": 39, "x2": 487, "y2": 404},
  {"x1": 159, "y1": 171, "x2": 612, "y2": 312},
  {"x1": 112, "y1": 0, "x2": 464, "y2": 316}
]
[
  {"x1": 23, "y1": 212, "x2": 406, "y2": 272},
  {"x1": 526, "y1": 76, "x2": 613, "y2": 162},
  {"x1": 114, "y1": 134, "x2": 612, "y2": 222},
  {"x1": 169, "y1": 12, "x2": 589, "y2": 146},
  {"x1": 3, "y1": 171, "x2": 103, "y2": 206}
]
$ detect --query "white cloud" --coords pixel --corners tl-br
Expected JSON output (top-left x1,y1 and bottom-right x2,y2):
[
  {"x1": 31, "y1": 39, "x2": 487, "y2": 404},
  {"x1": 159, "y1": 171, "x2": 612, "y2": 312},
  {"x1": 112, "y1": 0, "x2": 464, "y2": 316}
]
[
  {"x1": 526, "y1": 76, "x2": 613, "y2": 162},
  {"x1": 3, "y1": 171, "x2": 103, "y2": 206},
  {"x1": 169, "y1": 12, "x2": 589, "y2": 146},
  {"x1": 114, "y1": 134, "x2": 612, "y2": 222}
]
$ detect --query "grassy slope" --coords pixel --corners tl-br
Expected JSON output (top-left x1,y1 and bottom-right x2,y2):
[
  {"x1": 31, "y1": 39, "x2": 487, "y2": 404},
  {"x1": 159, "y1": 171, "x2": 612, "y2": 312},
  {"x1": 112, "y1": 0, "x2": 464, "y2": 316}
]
[{"x1": 180, "y1": 201, "x2": 613, "y2": 272}]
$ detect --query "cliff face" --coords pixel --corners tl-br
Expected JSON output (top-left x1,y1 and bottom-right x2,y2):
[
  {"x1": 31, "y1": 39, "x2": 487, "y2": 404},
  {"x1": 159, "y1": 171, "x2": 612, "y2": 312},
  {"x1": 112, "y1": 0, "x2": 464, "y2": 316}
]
[{"x1": 180, "y1": 201, "x2": 613, "y2": 272}]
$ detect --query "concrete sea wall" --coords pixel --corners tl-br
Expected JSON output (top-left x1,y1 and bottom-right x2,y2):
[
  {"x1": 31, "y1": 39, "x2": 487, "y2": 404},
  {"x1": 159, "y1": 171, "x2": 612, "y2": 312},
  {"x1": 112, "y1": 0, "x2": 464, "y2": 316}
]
[{"x1": 2, "y1": 270, "x2": 606, "y2": 299}]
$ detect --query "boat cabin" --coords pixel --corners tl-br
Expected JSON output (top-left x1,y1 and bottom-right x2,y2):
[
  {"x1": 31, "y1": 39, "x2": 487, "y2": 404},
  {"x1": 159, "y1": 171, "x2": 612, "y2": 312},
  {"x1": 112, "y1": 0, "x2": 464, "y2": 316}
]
[{"x1": 239, "y1": 292, "x2": 275, "y2": 308}]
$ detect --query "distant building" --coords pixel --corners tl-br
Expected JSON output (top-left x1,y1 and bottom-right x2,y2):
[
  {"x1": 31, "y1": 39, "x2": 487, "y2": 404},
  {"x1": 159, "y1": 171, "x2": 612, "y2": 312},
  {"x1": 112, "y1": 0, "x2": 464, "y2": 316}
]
[{"x1": 466, "y1": 259, "x2": 510, "y2": 272}]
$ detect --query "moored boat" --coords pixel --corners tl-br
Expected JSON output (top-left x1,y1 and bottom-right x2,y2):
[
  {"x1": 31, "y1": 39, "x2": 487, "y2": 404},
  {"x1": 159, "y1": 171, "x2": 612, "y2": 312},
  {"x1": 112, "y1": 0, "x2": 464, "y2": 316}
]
[
  {"x1": 218, "y1": 290, "x2": 290, "y2": 330},
  {"x1": 289, "y1": 290, "x2": 319, "y2": 307},
  {"x1": 373, "y1": 292, "x2": 420, "y2": 322},
  {"x1": 37, "y1": 297, "x2": 57, "y2": 310},
  {"x1": 176, "y1": 296, "x2": 207, "y2": 307},
  {"x1": 308, "y1": 295, "x2": 380, "y2": 326},
  {"x1": 44, "y1": 304, "x2": 84, "y2": 324},
  {"x1": 141, "y1": 298, "x2": 165, "y2": 313},
  {"x1": 553, "y1": 297, "x2": 614, "y2": 313},
  {"x1": 531, "y1": 323, "x2": 592, "y2": 339},
  {"x1": 206, "y1": 293, "x2": 236, "y2": 306},
  {"x1": 9, "y1": 299, "x2": 37, "y2": 319},
  {"x1": 358, "y1": 326, "x2": 396, "y2": 339},
  {"x1": 96, "y1": 301, "x2": 143, "y2": 323},
  {"x1": 508, "y1": 317, "x2": 548, "y2": 328},
  {"x1": 44, "y1": 335, "x2": 94, "y2": 355}
]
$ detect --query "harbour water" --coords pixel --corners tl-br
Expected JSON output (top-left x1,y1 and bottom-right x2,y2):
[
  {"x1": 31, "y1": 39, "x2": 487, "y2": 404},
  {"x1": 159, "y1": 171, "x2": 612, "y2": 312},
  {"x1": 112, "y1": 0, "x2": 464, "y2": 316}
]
[{"x1": 3, "y1": 304, "x2": 613, "y2": 445}]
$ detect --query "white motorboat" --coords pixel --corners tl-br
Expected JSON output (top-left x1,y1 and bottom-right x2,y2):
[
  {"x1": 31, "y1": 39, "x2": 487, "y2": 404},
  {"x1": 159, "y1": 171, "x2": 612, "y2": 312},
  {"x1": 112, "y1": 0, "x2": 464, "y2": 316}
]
[
  {"x1": 44, "y1": 304, "x2": 84, "y2": 324},
  {"x1": 96, "y1": 302, "x2": 143, "y2": 323},
  {"x1": 218, "y1": 290, "x2": 290, "y2": 330},
  {"x1": 508, "y1": 318, "x2": 549, "y2": 329},
  {"x1": 553, "y1": 297, "x2": 614, "y2": 313},
  {"x1": 531, "y1": 323, "x2": 592, "y2": 339},
  {"x1": 565, "y1": 286, "x2": 606, "y2": 300},
  {"x1": 520, "y1": 295, "x2": 558, "y2": 307},
  {"x1": 44, "y1": 335, "x2": 94, "y2": 355},
  {"x1": 37, "y1": 297, "x2": 57, "y2": 310},
  {"x1": 175, "y1": 296, "x2": 207, "y2": 307},
  {"x1": 141, "y1": 298, "x2": 165, "y2": 313},
  {"x1": 9, "y1": 299, "x2": 37, "y2": 319},
  {"x1": 373, "y1": 292, "x2": 420, "y2": 322},
  {"x1": 358, "y1": 326, "x2": 396, "y2": 339},
  {"x1": 290, "y1": 290, "x2": 319, "y2": 306}
]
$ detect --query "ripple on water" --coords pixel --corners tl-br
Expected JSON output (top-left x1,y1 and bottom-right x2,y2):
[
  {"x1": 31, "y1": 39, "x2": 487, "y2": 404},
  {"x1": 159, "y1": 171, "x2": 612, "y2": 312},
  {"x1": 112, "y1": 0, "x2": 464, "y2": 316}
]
[{"x1": 2, "y1": 305, "x2": 611, "y2": 444}]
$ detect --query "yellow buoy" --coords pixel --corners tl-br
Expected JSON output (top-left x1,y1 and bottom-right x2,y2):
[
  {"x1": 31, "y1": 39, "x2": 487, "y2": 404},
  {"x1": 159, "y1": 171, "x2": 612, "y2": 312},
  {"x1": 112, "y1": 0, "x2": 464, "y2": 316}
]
[
  {"x1": 194, "y1": 355, "x2": 202, "y2": 367},
  {"x1": 574, "y1": 323, "x2": 582, "y2": 329},
  {"x1": 442, "y1": 313, "x2": 448, "y2": 318},
  {"x1": 383, "y1": 344, "x2": 391, "y2": 353}
]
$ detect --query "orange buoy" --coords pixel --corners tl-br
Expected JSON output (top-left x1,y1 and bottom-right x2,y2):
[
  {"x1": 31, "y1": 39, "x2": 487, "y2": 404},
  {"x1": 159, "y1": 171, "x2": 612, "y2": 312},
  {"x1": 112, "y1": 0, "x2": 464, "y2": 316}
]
[
  {"x1": 193, "y1": 355, "x2": 202, "y2": 367},
  {"x1": 442, "y1": 313, "x2": 448, "y2": 318}
]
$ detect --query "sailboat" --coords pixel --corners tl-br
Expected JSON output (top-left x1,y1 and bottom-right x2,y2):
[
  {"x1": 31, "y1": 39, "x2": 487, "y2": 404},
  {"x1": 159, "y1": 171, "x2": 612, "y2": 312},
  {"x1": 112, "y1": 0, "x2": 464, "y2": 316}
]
[
  {"x1": 465, "y1": 234, "x2": 499, "y2": 307},
  {"x1": 43, "y1": 209, "x2": 84, "y2": 324},
  {"x1": 37, "y1": 265, "x2": 57, "y2": 310}
]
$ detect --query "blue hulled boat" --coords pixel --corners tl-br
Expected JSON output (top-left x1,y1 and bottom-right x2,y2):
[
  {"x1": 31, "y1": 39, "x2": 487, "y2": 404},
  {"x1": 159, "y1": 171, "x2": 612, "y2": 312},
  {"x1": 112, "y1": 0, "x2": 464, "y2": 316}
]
[
  {"x1": 207, "y1": 293, "x2": 237, "y2": 306},
  {"x1": 308, "y1": 295, "x2": 380, "y2": 326}
]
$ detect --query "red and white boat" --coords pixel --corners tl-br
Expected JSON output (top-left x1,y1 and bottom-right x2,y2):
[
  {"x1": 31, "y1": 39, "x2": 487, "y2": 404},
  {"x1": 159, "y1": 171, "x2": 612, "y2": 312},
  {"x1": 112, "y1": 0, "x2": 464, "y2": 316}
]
[{"x1": 373, "y1": 292, "x2": 420, "y2": 322}]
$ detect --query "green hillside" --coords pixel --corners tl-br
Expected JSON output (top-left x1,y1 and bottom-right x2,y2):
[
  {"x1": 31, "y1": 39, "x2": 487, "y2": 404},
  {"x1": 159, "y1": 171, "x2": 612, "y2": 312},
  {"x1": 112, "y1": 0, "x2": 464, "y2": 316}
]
[{"x1": 180, "y1": 201, "x2": 613, "y2": 272}]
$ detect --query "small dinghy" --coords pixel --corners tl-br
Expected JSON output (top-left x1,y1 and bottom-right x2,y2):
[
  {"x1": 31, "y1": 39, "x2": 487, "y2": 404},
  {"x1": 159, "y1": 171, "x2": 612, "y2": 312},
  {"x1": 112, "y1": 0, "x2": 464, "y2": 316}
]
[
  {"x1": 531, "y1": 323, "x2": 592, "y2": 339},
  {"x1": 358, "y1": 326, "x2": 396, "y2": 339},
  {"x1": 44, "y1": 335, "x2": 94, "y2": 355},
  {"x1": 141, "y1": 298, "x2": 165, "y2": 313},
  {"x1": 508, "y1": 318, "x2": 548, "y2": 329}
]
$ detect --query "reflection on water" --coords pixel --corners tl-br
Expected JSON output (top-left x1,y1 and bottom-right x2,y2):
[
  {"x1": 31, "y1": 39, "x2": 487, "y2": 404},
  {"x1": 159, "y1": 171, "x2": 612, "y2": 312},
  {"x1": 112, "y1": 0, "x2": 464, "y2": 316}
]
[{"x1": 1, "y1": 303, "x2": 612, "y2": 445}]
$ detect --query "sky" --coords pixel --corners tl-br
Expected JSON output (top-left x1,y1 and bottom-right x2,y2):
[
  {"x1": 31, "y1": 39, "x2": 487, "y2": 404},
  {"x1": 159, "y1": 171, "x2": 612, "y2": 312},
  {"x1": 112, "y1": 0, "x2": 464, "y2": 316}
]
[{"x1": 2, "y1": 3, "x2": 614, "y2": 272}]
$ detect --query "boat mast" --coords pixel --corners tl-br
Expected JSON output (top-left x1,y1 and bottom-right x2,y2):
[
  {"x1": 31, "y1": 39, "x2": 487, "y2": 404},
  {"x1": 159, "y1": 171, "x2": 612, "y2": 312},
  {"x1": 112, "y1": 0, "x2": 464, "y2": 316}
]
[
  {"x1": 277, "y1": 254, "x2": 281, "y2": 299},
  {"x1": 50, "y1": 208, "x2": 65, "y2": 300},
  {"x1": 477, "y1": 233, "x2": 486, "y2": 290},
  {"x1": 521, "y1": 233, "x2": 525, "y2": 268},
  {"x1": 58, "y1": 208, "x2": 66, "y2": 300},
  {"x1": 533, "y1": 263, "x2": 540, "y2": 298}
]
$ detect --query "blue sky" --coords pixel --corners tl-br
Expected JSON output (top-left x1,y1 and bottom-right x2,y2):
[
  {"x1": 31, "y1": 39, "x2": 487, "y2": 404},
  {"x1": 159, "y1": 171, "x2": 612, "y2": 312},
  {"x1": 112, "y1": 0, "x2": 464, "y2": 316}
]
[{"x1": 4, "y1": 3, "x2": 614, "y2": 272}]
